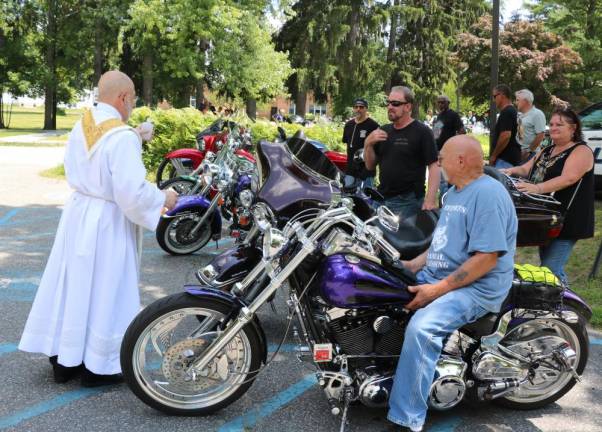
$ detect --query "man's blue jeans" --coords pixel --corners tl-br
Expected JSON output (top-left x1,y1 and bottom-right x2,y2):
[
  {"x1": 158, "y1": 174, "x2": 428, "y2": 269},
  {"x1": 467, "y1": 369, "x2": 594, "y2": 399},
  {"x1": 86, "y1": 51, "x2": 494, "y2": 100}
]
[
  {"x1": 344, "y1": 175, "x2": 374, "y2": 191},
  {"x1": 382, "y1": 191, "x2": 423, "y2": 220},
  {"x1": 387, "y1": 279, "x2": 488, "y2": 430},
  {"x1": 539, "y1": 238, "x2": 577, "y2": 286},
  {"x1": 493, "y1": 158, "x2": 514, "y2": 169}
]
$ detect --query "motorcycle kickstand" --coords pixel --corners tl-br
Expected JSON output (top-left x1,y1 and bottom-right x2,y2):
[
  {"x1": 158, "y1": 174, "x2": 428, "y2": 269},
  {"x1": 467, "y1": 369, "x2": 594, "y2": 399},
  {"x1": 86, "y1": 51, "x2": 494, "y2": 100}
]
[{"x1": 338, "y1": 392, "x2": 352, "y2": 432}]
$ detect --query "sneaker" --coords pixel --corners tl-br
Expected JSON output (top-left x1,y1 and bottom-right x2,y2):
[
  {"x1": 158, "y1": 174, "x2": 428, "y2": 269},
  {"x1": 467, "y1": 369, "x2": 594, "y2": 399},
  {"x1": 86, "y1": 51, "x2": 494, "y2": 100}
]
[
  {"x1": 81, "y1": 368, "x2": 124, "y2": 387},
  {"x1": 49, "y1": 356, "x2": 83, "y2": 384}
]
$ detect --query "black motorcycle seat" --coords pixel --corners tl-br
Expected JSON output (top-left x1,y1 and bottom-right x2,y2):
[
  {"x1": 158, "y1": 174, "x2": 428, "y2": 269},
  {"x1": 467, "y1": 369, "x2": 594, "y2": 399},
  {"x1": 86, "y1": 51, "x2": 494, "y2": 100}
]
[
  {"x1": 460, "y1": 312, "x2": 499, "y2": 339},
  {"x1": 378, "y1": 210, "x2": 439, "y2": 260}
]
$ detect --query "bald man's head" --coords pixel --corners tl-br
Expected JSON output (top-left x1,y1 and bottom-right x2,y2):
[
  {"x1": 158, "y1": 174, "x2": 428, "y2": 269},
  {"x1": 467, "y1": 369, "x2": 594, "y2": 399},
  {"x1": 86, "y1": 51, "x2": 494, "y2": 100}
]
[
  {"x1": 439, "y1": 135, "x2": 484, "y2": 187},
  {"x1": 97, "y1": 70, "x2": 136, "y2": 121}
]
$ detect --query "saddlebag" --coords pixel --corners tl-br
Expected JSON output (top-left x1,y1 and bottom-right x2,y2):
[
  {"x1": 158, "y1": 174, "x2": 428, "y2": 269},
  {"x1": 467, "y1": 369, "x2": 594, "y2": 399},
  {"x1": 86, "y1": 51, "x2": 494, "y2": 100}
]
[{"x1": 511, "y1": 264, "x2": 564, "y2": 310}]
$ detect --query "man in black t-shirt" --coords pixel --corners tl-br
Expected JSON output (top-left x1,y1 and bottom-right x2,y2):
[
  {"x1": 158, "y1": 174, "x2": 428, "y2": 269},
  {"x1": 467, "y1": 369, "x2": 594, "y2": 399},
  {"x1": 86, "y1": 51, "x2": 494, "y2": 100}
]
[
  {"x1": 490, "y1": 84, "x2": 521, "y2": 168},
  {"x1": 364, "y1": 86, "x2": 440, "y2": 219},
  {"x1": 342, "y1": 98, "x2": 379, "y2": 190},
  {"x1": 432, "y1": 94, "x2": 465, "y2": 197}
]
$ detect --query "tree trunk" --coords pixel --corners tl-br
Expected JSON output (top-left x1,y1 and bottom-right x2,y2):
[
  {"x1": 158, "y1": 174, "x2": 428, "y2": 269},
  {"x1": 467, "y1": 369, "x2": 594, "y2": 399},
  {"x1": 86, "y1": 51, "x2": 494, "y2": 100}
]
[
  {"x1": 93, "y1": 18, "x2": 103, "y2": 84},
  {"x1": 384, "y1": 0, "x2": 400, "y2": 93},
  {"x1": 295, "y1": 90, "x2": 307, "y2": 117},
  {"x1": 245, "y1": 98, "x2": 256, "y2": 120},
  {"x1": 44, "y1": 0, "x2": 57, "y2": 130},
  {"x1": 0, "y1": 93, "x2": 5, "y2": 129},
  {"x1": 142, "y1": 49, "x2": 153, "y2": 106},
  {"x1": 195, "y1": 81, "x2": 204, "y2": 110}
]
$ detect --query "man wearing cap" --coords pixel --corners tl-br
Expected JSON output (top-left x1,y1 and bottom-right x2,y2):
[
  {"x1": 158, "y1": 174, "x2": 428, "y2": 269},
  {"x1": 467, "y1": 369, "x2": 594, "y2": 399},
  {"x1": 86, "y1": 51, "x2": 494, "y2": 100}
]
[{"x1": 342, "y1": 98, "x2": 379, "y2": 190}]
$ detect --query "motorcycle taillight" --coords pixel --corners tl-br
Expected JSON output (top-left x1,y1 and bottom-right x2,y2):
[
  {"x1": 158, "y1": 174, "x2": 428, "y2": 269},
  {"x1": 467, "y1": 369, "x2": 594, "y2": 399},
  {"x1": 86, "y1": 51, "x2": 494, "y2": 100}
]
[{"x1": 547, "y1": 226, "x2": 563, "y2": 238}]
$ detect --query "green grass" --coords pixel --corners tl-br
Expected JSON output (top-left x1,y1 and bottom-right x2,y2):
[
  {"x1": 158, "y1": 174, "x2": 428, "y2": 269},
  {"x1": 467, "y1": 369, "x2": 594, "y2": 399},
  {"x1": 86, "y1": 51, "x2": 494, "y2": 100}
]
[
  {"x1": 39, "y1": 164, "x2": 65, "y2": 179},
  {"x1": 516, "y1": 201, "x2": 602, "y2": 328},
  {"x1": 469, "y1": 133, "x2": 489, "y2": 156},
  {"x1": 0, "y1": 106, "x2": 81, "y2": 138}
]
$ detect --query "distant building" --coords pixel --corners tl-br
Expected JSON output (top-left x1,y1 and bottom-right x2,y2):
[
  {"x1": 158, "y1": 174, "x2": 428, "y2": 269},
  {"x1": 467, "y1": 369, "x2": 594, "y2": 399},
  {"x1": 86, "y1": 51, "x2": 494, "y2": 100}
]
[{"x1": 2, "y1": 89, "x2": 96, "y2": 109}]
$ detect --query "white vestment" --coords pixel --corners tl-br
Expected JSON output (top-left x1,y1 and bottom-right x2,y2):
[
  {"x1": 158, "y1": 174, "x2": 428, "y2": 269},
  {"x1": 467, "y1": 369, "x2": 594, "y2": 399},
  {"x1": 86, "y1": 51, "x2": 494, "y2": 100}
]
[{"x1": 19, "y1": 103, "x2": 165, "y2": 375}]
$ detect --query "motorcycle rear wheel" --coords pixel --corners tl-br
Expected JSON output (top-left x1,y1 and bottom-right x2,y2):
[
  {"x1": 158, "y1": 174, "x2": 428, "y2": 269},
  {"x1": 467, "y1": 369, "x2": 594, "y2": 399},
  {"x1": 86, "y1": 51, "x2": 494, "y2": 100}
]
[
  {"x1": 120, "y1": 293, "x2": 263, "y2": 415},
  {"x1": 156, "y1": 212, "x2": 212, "y2": 255},
  {"x1": 494, "y1": 310, "x2": 588, "y2": 410}
]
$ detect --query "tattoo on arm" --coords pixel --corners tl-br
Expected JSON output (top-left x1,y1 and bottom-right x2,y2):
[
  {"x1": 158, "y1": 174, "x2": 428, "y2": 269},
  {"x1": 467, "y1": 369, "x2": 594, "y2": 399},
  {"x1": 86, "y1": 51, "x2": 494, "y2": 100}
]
[{"x1": 451, "y1": 269, "x2": 469, "y2": 285}]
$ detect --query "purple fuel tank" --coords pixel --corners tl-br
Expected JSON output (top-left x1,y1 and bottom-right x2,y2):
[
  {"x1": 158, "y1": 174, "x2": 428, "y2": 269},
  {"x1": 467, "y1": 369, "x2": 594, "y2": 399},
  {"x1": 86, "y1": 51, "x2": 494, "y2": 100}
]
[{"x1": 319, "y1": 254, "x2": 414, "y2": 308}]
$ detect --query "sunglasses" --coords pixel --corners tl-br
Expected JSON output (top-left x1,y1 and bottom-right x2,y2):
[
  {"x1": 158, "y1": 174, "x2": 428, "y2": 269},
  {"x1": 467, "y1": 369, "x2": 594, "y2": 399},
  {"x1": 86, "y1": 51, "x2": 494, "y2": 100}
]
[
  {"x1": 353, "y1": 105, "x2": 366, "y2": 109},
  {"x1": 492, "y1": 93, "x2": 501, "y2": 98},
  {"x1": 386, "y1": 100, "x2": 409, "y2": 107}
]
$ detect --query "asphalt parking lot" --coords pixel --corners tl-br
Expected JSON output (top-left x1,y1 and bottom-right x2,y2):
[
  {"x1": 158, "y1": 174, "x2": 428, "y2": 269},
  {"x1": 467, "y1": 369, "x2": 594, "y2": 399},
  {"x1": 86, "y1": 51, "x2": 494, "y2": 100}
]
[{"x1": 1, "y1": 145, "x2": 602, "y2": 432}]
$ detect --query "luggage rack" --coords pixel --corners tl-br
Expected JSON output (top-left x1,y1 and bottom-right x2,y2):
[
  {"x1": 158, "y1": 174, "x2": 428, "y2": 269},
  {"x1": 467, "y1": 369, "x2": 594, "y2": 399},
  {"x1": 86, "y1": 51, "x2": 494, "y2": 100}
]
[{"x1": 501, "y1": 173, "x2": 562, "y2": 207}]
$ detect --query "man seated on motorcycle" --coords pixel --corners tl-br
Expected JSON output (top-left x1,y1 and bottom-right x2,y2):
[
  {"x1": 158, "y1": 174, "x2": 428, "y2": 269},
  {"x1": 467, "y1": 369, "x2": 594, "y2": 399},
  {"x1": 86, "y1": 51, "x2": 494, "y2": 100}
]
[{"x1": 386, "y1": 135, "x2": 518, "y2": 432}]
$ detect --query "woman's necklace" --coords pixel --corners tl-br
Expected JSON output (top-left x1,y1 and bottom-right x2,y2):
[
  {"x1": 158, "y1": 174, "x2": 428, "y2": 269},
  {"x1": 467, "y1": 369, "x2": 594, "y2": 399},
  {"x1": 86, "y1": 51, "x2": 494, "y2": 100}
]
[{"x1": 551, "y1": 141, "x2": 575, "y2": 158}]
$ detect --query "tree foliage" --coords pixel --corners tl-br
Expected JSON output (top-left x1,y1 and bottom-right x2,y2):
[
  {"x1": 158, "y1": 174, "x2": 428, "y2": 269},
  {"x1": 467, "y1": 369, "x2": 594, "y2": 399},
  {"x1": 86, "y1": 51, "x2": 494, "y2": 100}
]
[
  {"x1": 529, "y1": 0, "x2": 602, "y2": 108},
  {"x1": 456, "y1": 16, "x2": 582, "y2": 111}
]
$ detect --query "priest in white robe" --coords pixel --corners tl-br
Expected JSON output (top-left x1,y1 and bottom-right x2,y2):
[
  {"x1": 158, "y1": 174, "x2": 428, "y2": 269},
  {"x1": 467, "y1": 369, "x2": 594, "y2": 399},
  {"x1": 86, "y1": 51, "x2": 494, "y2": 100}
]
[{"x1": 19, "y1": 71, "x2": 178, "y2": 386}]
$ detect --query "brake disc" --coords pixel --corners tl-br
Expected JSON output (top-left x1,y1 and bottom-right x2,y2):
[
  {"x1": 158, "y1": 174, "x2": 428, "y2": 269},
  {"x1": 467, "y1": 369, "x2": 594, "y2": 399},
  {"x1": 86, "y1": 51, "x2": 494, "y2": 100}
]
[{"x1": 161, "y1": 338, "x2": 216, "y2": 391}]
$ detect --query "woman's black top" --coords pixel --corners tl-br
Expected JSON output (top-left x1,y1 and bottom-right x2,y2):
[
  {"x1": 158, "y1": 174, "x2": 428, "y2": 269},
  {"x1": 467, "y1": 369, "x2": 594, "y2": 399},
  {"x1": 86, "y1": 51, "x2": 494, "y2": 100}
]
[{"x1": 529, "y1": 142, "x2": 595, "y2": 240}]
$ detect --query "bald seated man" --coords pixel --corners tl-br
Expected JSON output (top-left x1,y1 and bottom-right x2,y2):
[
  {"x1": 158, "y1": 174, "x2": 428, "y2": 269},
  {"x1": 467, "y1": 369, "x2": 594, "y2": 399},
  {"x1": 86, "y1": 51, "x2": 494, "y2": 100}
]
[
  {"x1": 385, "y1": 136, "x2": 518, "y2": 431},
  {"x1": 19, "y1": 70, "x2": 177, "y2": 387}
]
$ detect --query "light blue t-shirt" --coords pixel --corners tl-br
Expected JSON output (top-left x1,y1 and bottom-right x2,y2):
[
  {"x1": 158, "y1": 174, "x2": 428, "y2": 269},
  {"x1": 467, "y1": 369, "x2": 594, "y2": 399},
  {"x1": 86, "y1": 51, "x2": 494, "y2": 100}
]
[{"x1": 420, "y1": 175, "x2": 518, "y2": 312}]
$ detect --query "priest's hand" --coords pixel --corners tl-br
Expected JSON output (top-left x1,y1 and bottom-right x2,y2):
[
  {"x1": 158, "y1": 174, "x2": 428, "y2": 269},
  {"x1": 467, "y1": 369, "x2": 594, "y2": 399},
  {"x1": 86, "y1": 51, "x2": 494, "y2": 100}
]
[
  {"x1": 136, "y1": 121, "x2": 154, "y2": 142},
  {"x1": 164, "y1": 188, "x2": 178, "y2": 211}
]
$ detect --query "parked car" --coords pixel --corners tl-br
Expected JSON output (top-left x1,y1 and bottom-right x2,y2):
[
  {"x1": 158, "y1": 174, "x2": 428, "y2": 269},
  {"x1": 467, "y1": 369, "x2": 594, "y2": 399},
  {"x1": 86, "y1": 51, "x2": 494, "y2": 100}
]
[{"x1": 579, "y1": 102, "x2": 602, "y2": 189}]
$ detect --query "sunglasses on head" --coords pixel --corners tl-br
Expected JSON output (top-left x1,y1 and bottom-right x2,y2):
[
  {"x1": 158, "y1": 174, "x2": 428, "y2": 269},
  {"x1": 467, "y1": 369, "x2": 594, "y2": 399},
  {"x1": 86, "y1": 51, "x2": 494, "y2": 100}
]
[{"x1": 385, "y1": 100, "x2": 409, "y2": 107}]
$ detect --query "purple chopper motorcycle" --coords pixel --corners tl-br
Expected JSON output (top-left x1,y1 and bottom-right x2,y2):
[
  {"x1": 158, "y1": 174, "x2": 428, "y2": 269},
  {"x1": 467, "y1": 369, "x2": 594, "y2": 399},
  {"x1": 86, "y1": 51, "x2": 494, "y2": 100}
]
[{"x1": 120, "y1": 137, "x2": 591, "y2": 431}]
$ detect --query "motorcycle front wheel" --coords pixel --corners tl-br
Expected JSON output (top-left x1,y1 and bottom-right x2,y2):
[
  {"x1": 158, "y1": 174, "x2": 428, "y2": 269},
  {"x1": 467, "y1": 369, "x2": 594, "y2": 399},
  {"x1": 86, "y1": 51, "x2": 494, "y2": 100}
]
[
  {"x1": 156, "y1": 158, "x2": 193, "y2": 187},
  {"x1": 156, "y1": 212, "x2": 212, "y2": 255},
  {"x1": 120, "y1": 293, "x2": 263, "y2": 416},
  {"x1": 158, "y1": 177, "x2": 198, "y2": 194},
  {"x1": 494, "y1": 309, "x2": 589, "y2": 410}
]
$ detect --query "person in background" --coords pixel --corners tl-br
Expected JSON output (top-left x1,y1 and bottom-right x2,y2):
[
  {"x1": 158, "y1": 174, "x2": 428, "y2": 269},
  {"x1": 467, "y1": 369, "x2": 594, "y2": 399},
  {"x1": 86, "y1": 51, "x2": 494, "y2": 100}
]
[
  {"x1": 490, "y1": 84, "x2": 521, "y2": 168},
  {"x1": 432, "y1": 94, "x2": 465, "y2": 198},
  {"x1": 364, "y1": 86, "x2": 440, "y2": 219},
  {"x1": 515, "y1": 89, "x2": 547, "y2": 162},
  {"x1": 342, "y1": 98, "x2": 379, "y2": 190},
  {"x1": 501, "y1": 107, "x2": 594, "y2": 285}
]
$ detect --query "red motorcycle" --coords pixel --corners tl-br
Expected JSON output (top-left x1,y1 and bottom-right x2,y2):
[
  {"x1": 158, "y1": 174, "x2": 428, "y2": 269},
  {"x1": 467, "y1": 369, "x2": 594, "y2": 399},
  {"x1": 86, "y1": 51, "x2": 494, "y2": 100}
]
[{"x1": 156, "y1": 120, "x2": 348, "y2": 186}]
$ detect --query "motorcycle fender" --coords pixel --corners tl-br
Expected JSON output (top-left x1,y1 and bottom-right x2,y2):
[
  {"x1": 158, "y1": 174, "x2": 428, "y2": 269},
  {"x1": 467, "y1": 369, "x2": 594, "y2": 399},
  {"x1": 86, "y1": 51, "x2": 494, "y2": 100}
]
[
  {"x1": 163, "y1": 196, "x2": 221, "y2": 235},
  {"x1": 183, "y1": 285, "x2": 268, "y2": 363},
  {"x1": 165, "y1": 148, "x2": 205, "y2": 167},
  {"x1": 563, "y1": 288, "x2": 593, "y2": 322}
]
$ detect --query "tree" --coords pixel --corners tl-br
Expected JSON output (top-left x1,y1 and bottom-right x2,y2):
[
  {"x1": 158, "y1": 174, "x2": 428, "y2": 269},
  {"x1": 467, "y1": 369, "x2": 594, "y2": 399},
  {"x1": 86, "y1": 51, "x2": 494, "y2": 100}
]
[
  {"x1": 529, "y1": 0, "x2": 602, "y2": 108},
  {"x1": 456, "y1": 17, "x2": 582, "y2": 112},
  {"x1": 0, "y1": 1, "x2": 37, "y2": 128}
]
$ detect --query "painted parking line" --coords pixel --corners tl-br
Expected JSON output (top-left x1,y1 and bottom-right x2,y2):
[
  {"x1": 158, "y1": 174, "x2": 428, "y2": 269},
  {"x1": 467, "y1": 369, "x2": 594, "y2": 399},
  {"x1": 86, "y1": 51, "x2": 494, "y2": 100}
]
[
  {"x1": 591, "y1": 338, "x2": 602, "y2": 346},
  {"x1": 0, "y1": 208, "x2": 22, "y2": 226},
  {"x1": 217, "y1": 374, "x2": 317, "y2": 432},
  {"x1": 0, "y1": 343, "x2": 18, "y2": 356},
  {"x1": 0, "y1": 388, "x2": 104, "y2": 429}
]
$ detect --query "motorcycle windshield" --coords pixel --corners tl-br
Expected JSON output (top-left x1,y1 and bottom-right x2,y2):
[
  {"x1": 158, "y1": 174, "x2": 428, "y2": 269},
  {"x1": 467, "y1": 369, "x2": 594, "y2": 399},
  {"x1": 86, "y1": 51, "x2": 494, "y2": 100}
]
[{"x1": 256, "y1": 138, "x2": 338, "y2": 213}]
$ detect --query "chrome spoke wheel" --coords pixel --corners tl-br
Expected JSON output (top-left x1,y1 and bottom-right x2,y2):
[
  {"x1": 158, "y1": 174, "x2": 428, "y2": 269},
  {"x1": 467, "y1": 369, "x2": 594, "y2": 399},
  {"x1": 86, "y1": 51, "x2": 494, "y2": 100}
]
[
  {"x1": 131, "y1": 307, "x2": 253, "y2": 411},
  {"x1": 165, "y1": 215, "x2": 211, "y2": 254},
  {"x1": 500, "y1": 318, "x2": 581, "y2": 404}
]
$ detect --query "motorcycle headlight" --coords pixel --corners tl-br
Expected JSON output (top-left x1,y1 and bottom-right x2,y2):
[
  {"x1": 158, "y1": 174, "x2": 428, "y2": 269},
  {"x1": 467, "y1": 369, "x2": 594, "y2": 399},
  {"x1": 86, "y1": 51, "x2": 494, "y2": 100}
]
[
  {"x1": 239, "y1": 190, "x2": 254, "y2": 208},
  {"x1": 205, "y1": 151, "x2": 216, "y2": 162},
  {"x1": 263, "y1": 227, "x2": 286, "y2": 259}
]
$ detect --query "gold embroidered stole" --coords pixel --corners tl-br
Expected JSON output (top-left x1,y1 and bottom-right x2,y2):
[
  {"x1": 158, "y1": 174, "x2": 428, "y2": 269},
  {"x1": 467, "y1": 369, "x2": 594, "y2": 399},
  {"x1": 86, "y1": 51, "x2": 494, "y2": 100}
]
[{"x1": 81, "y1": 108, "x2": 125, "y2": 153}]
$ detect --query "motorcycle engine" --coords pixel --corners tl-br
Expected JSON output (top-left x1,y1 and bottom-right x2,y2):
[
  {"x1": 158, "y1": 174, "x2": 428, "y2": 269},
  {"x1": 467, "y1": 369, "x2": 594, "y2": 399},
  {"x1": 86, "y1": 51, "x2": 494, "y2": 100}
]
[{"x1": 323, "y1": 308, "x2": 406, "y2": 356}]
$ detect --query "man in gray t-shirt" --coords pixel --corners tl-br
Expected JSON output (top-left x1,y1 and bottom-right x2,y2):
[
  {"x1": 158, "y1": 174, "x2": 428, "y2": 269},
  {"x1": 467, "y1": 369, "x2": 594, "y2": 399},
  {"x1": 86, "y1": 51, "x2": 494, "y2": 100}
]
[
  {"x1": 516, "y1": 89, "x2": 546, "y2": 162},
  {"x1": 387, "y1": 135, "x2": 518, "y2": 432}
]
